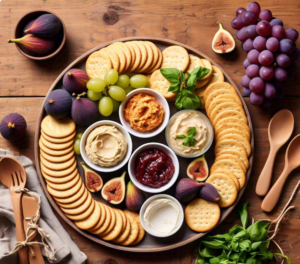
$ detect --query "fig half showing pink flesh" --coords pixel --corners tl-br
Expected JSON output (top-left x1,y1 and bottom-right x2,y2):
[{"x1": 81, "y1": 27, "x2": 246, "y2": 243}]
[
  {"x1": 212, "y1": 23, "x2": 235, "y2": 54},
  {"x1": 186, "y1": 155, "x2": 209, "y2": 181}
]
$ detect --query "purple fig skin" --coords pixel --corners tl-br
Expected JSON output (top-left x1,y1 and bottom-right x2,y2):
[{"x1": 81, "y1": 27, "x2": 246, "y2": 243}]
[
  {"x1": 63, "y1": 69, "x2": 88, "y2": 94},
  {"x1": 175, "y1": 178, "x2": 204, "y2": 203},
  {"x1": 8, "y1": 34, "x2": 55, "y2": 56},
  {"x1": 71, "y1": 97, "x2": 100, "y2": 127},
  {"x1": 199, "y1": 183, "x2": 220, "y2": 202},
  {"x1": 24, "y1": 19, "x2": 35, "y2": 32},
  {"x1": 125, "y1": 181, "x2": 145, "y2": 211},
  {"x1": 24, "y1": 14, "x2": 62, "y2": 38},
  {"x1": 0, "y1": 113, "x2": 27, "y2": 142},
  {"x1": 44, "y1": 89, "x2": 72, "y2": 119}
]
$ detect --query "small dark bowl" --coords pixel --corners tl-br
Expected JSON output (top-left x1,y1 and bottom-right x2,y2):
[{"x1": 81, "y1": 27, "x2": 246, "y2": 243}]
[{"x1": 13, "y1": 10, "x2": 66, "y2": 60}]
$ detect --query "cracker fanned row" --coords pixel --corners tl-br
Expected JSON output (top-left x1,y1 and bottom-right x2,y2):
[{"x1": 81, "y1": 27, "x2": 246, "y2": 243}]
[{"x1": 40, "y1": 115, "x2": 145, "y2": 246}]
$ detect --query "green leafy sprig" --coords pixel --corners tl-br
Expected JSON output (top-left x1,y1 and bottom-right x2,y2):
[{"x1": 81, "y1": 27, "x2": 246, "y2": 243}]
[
  {"x1": 176, "y1": 127, "x2": 197, "y2": 147},
  {"x1": 160, "y1": 66, "x2": 210, "y2": 110}
]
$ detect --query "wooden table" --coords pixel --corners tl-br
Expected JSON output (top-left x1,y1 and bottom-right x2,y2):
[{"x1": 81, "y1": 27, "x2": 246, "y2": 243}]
[{"x1": 1, "y1": 0, "x2": 300, "y2": 263}]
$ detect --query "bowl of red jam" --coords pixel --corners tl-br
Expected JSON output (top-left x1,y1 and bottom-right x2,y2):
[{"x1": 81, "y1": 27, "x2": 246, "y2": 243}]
[{"x1": 128, "y1": 143, "x2": 179, "y2": 193}]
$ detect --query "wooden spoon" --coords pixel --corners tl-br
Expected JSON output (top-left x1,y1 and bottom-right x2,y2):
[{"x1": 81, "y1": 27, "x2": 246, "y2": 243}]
[
  {"x1": 261, "y1": 134, "x2": 300, "y2": 212},
  {"x1": 0, "y1": 157, "x2": 29, "y2": 264},
  {"x1": 256, "y1": 110, "x2": 294, "y2": 196}
]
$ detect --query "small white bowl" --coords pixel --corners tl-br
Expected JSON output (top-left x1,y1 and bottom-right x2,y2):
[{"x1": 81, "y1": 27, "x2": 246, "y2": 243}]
[
  {"x1": 119, "y1": 88, "x2": 170, "y2": 138},
  {"x1": 165, "y1": 109, "x2": 214, "y2": 158},
  {"x1": 128, "y1": 143, "x2": 179, "y2": 193},
  {"x1": 80, "y1": 120, "x2": 132, "y2": 172},
  {"x1": 139, "y1": 194, "x2": 184, "y2": 238}
]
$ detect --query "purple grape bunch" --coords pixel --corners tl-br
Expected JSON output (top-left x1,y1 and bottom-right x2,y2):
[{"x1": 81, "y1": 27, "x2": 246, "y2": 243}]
[{"x1": 231, "y1": 1, "x2": 299, "y2": 107}]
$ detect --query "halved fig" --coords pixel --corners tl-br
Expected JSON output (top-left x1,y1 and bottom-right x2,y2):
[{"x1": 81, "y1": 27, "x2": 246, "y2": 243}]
[
  {"x1": 82, "y1": 164, "x2": 103, "y2": 192},
  {"x1": 187, "y1": 155, "x2": 209, "y2": 181},
  {"x1": 101, "y1": 171, "x2": 126, "y2": 204},
  {"x1": 212, "y1": 23, "x2": 235, "y2": 54}
]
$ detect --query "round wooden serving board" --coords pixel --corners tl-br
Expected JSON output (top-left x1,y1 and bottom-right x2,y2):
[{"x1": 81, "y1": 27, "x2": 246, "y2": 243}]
[{"x1": 34, "y1": 37, "x2": 254, "y2": 252}]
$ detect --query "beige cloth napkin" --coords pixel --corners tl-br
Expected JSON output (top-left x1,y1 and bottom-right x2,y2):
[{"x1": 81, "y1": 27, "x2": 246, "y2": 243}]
[{"x1": 0, "y1": 149, "x2": 87, "y2": 264}]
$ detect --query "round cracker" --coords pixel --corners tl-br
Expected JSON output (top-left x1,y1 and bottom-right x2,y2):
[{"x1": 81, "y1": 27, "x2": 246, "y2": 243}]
[
  {"x1": 201, "y1": 65, "x2": 225, "y2": 90},
  {"x1": 101, "y1": 209, "x2": 123, "y2": 241},
  {"x1": 215, "y1": 119, "x2": 250, "y2": 135},
  {"x1": 205, "y1": 88, "x2": 240, "y2": 109},
  {"x1": 47, "y1": 173, "x2": 80, "y2": 191},
  {"x1": 215, "y1": 154, "x2": 246, "y2": 173},
  {"x1": 90, "y1": 204, "x2": 111, "y2": 234},
  {"x1": 100, "y1": 48, "x2": 120, "y2": 72},
  {"x1": 40, "y1": 135, "x2": 74, "y2": 151},
  {"x1": 39, "y1": 139, "x2": 74, "y2": 157},
  {"x1": 123, "y1": 210, "x2": 145, "y2": 245},
  {"x1": 99, "y1": 206, "x2": 116, "y2": 236},
  {"x1": 203, "y1": 82, "x2": 236, "y2": 103},
  {"x1": 215, "y1": 139, "x2": 248, "y2": 159},
  {"x1": 213, "y1": 110, "x2": 248, "y2": 127},
  {"x1": 54, "y1": 182, "x2": 85, "y2": 204},
  {"x1": 210, "y1": 102, "x2": 245, "y2": 121},
  {"x1": 88, "y1": 202, "x2": 105, "y2": 232},
  {"x1": 40, "y1": 148, "x2": 74, "y2": 163},
  {"x1": 125, "y1": 41, "x2": 141, "y2": 72},
  {"x1": 113, "y1": 214, "x2": 131, "y2": 244},
  {"x1": 187, "y1": 55, "x2": 205, "y2": 72},
  {"x1": 144, "y1": 41, "x2": 159, "y2": 72},
  {"x1": 206, "y1": 174, "x2": 238, "y2": 208},
  {"x1": 124, "y1": 42, "x2": 136, "y2": 71},
  {"x1": 200, "y1": 59, "x2": 213, "y2": 80},
  {"x1": 132, "y1": 41, "x2": 147, "y2": 72},
  {"x1": 41, "y1": 116, "x2": 75, "y2": 138},
  {"x1": 40, "y1": 155, "x2": 75, "y2": 171},
  {"x1": 146, "y1": 47, "x2": 163, "y2": 73},
  {"x1": 185, "y1": 198, "x2": 220, "y2": 232},
  {"x1": 196, "y1": 78, "x2": 211, "y2": 89},
  {"x1": 218, "y1": 134, "x2": 251, "y2": 157},
  {"x1": 120, "y1": 216, "x2": 139, "y2": 246},
  {"x1": 211, "y1": 171, "x2": 240, "y2": 190},
  {"x1": 86, "y1": 51, "x2": 112, "y2": 79},
  {"x1": 206, "y1": 94, "x2": 243, "y2": 115},
  {"x1": 60, "y1": 191, "x2": 92, "y2": 215},
  {"x1": 66, "y1": 198, "x2": 95, "y2": 221},
  {"x1": 107, "y1": 44, "x2": 126, "y2": 73},
  {"x1": 137, "y1": 41, "x2": 154, "y2": 72},
  {"x1": 119, "y1": 210, "x2": 127, "y2": 232},
  {"x1": 75, "y1": 200, "x2": 101, "y2": 230},
  {"x1": 111, "y1": 42, "x2": 132, "y2": 72},
  {"x1": 40, "y1": 160, "x2": 77, "y2": 177},
  {"x1": 42, "y1": 168, "x2": 78, "y2": 184},
  {"x1": 161, "y1": 45, "x2": 189, "y2": 71},
  {"x1": 58, "y1": 188, "x2": 88, "y2": 209},
  {"x1": 216, "y1": 127, "x2": 250, "y2": 142},
  {"x1": 47, "y1": 176, "x2": 81, "y2": 198},
  {"x1": 41, "y1": 131, "x2": 75, "y2": 144},
  {"x1": 217, "y1": 149, "x2": 249, "y2": 169}
]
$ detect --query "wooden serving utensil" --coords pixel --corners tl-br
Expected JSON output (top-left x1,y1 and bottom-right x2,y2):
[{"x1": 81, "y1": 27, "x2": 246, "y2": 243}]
[
  {"x1": 0, "y1": 157, "x2": 29, "y2": 264},
  {"x1": 261, "y1": 134, "x2": 300, "y2": 212},
  {"x1": 256, "y1": 109, "x2": 294, "y2": 196},
  {"x1": 22, "y1": 196, "x2": 45, "y2": 264}
]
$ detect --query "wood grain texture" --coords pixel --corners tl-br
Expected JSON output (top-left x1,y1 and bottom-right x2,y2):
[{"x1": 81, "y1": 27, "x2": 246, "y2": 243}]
[{"x1": 0, "y1": 0, "x2": 299, "y2": 263}]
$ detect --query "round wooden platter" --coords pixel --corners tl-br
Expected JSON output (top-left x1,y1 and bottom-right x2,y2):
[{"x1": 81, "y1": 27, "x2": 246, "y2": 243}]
[{"x1": 34, "y1": 36, "x2": 254, "y2": 252}]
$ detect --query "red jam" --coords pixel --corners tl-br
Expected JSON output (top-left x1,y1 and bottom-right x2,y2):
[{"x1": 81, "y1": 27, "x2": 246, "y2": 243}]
[{"x1": 135, "y1": 148, "x2": 175, "y2": 188}]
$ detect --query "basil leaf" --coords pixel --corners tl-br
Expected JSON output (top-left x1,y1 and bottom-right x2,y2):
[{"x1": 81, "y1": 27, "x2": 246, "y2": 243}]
[
  {"x1": 197, "y1": 67, "x2": 210, "y2": 80},
  {"x1": 175, "y1": 92, "x2": 184, "y2": 110},
  {"x1": 238, "y1": 202, "x2": 249, "y2": 229},
  {"x1": 202, "y1": 240, "x2": 229, "y2": 250},
  {"x1": 182, "y1": 96, "x2": 194, "y2": 109},
  {"x1": 231, "y1": 240, "x2": 239, "y2": 251},
  {"x1": 185, "y1": 90, "x2": 201, "y2": 109},
  {"x1": 247, "y1": 221, "x2": 270, "y2": 242},
  {"x1": 274, "y1": 253, "x2": 291, "y2": 264},
  {"x1": 189, "y1": 137, "x2": 195, "y2": 146},
  {"x1": 209, "y1": 257, "x2": 221, "y2": 264},
  {"x1": 251, "y1": 242, "x2": 262, "y2": 251},
  {"x1": 185, "y1": 71, "x2": 191, "y2": 78},
  {"x1": 176, "y1": 134, "x2": 186, "y2": 139},
  {"x1": 239, "y1": 240, "x2": 251, "y2": 252},
  {"x1": 229, "y1": 225, "x2": 244, "y2": 236},
  {"x1": 188, "y1": 127, "x2": 197, "y2": 137},
  {"x1": 246, "y1": 256, "x2": 262, "y2": 264},
  {"x1": 199, "y1": 247, "x2": 216, "y2": 258},
  {"x1": 187, "y1": 67, "x2": 201, "y2": 87},
  {"x1": 179, "y1": 71, "x2": 185, "y2": 84},
  {"x1": 259, "y1": 241, "x2": 273, "y2": 259},
  {"x1": 229, "y1": 252, "x2": 239, "y2": 261},
  {"x1": 186, "y1": 85, "x2": 196, "y2": 92},
  {"x1": 233, "y1": 230, "x2": 248, "y2": 241},
  {"x1": 207, "y1": 234, "x2": 232, "y2": 242},
  {"x1": 160, "y1": 68, "x2": 180, "y2": 83},
  {"x1": 168, "y1": 82, "x2": 181, "y2": 93},
  {"x1": 182, "y1": 137, "x2": 194, "y2": 147},
  {"x1": 239, "y1": 251, "x2": 247, "y2": 262},
  {"x1": 197, "y1": 256, "x2": 206, "y2": 264}
]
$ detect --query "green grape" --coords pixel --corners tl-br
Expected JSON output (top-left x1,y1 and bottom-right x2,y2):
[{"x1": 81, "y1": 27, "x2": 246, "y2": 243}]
[
  {"x1": 124, "y1": 72, "x2": 135, "y2": 78},
  {"x1": 111, "y1": 98, "x2": 120, "y2": 112},
  {"x1": 86, "y1": 78, "x2": 106, "y2": 92},
  {"x1": 87, "y1": 90, "x2": 102, "y2": 101},
  {"x1": 124, "y1": 86, "x2": 133, "y2": 94},
  {"x1": 105, "y1": 69, "x2": 118, "y2": 85},
  {"x1": 108, "y1": 86, "x2": 126, "y2": 101},
  {"x1": 74, "y1": 139, "x2": 81, "y2": 155},
  {"x1": 116, "y1": 75, "x2": 130, "y2": 89},
  {"x1": 76, "y1": 133, "x2": 83, "y2": 140},
  {"x1": 130, "y1": 74, "x2": 148, "y2": 89},
  {"x1": 99, "y1": 96, "x2": 113, "y2": 116}
]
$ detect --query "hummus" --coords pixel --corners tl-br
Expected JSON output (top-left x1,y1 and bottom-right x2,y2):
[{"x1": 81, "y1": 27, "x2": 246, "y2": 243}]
[
  {"x1": 85, "y1": 125, "x2": 127, "y2": 167},
  {"x1": 143, "y1": 198, "x2": 181, "y2": 235},
  {"x1": 124, "y1": 93, "x2": 164, "y2": 132},
  {"x1": 166, "y1": 110, "x2": 213, "y2": 156}
]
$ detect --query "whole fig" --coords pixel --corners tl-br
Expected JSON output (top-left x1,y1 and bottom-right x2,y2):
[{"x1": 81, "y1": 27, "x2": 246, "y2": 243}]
[
  {"x1": 175, "y1": 178, "x2": 204, "y2": 203},
  {"x1": 199, "y1": 183, "x2": 220, "y2": 202},
  {"x1": 126, "y1": 181, "x2": 145, "y2": 211},
  {"x1": 0, "y1": 113, "x2": 27, "y2": 141},
  {"x1": 8, "y1": 34, "x2": 55, "y2": 56},
  {"x1": 24, "y1": 14, "x2": 62, "y2": 38},
  {"x1": 63, "y1": 69, "x2": 88, "y2": 94}
]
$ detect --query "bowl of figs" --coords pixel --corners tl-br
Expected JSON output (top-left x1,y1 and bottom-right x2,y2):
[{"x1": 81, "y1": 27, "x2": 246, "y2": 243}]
[{"x1": 9, "y1": 10, "x2": 66, "y2": 60}]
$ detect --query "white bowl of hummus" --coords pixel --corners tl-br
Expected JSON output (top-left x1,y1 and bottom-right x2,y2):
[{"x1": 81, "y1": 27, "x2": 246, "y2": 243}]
[
  {"x1": 165, "y1": 110, "x2": 214, "y2": 158},
  {"x1": 80, "y1": 120, "x2": 132, "y2": 172},
  {"x1": 119, "y1": 88, "x2": 170, "y2": 138},
  {"x1": 140, "y1": 194, "x2": 184, "y2": 237}
]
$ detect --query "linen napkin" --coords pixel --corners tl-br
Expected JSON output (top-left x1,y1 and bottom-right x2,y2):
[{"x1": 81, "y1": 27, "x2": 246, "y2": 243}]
[{"x1": 0, "y1": 149, "x2": 87, "y2": 264}]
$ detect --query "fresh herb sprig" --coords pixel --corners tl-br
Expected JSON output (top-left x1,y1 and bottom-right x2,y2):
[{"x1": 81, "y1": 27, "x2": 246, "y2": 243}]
[
  {"x1": 160, "y1": 66, "x2": 210, "y2": 110},
  {"x1": 176, "y1": 127, "x2": 197, "y2": 147},
  {"x1": 197, "y1": 202, "x2": 291, "y2": 264}
]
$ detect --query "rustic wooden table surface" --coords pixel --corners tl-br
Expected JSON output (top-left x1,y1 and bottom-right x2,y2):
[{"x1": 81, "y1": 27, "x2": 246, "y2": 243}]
[{"x1": 1, "y1": 0, "x2": 300, "y2": 263}]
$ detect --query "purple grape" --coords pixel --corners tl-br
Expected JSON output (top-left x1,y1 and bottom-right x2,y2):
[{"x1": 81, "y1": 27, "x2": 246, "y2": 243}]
[
  {"x1": 274, "y1": 67, "x2": 288, "y2": 81},
  {"x1": 259, "y1": 9, "x2": 272, "y2": 22},
  {"x1": 249, "y1": 77, "x2": 265, "y2": 93},
  {"x1": 261, "y1": 99, "x2": 273, "y2": 109},
  {"x1": 243, "y1": 39, "x2": 254, "y2": 52},
  {"x1": 256, "y1": 21, "x2": 272, "y2": 37},
  {"x1": 236, "y1": 27, "x2": 248, "y2": 42},
  {"x1": 250, "y1": 92, "x2": 264, "y2": 105},
  {"x1": 253, "y1": 36, "x2": 267, "y2": 51},
  {"x1": 286, "y1": 61, "x2": 298, "y2": 75},
  {"x1": 243, "y1": 87, "x2": 252, "y2": 96},
  {"x1": 242, "y1": 11, "x2": 258, "y2": 26},
  {"x1": 266, "y1": 37, "x2": 279, "y2": 52},
  {"x1": 246, "y1": 64, "x2": 260, "y2": 78},
  {"x1": 273, "y1": 80, "x2": 286, "y2": 90},
  {"x1": 244, "y1": 59, "x2": 251, "y2": 69},
  {"x1": 241, "y1": 75, "x2": 251, "y2": 88},
  {"x1": 264, "y1": 82, "x2": 277, "y2": 99},
  {"x1": 285, "y1": 28, "x2": 299, "y2": 42},
  {"x1": 258, "y1": 50, "x2": 274, "y2": 66},
  {"x1": 247, "y1": 2, "x2": 261, "y2": 17},
  {"x1": 236, "y1": 7, "x2": 246, "y2": 17},
  {"x1": 276, "y1": 54, "x2": 291, "y2": 68},
  {"x1": 270, "y1": 19, "x2": 283, "y2": 27},
  {"x1": 289, "y1": 48, "x2": 300, "y2": 61},
  {"x1": 245, "y1": 25, "x2": 258, "y2": 39},
  {"x1": 279, "y1": 39, "x2": 296, "y2": 54},
  {"x1": 271, "y1": 25, "x2": 286, "y2": 40},
  {"x1": 247, "y1": 49, "x2": 260, "y2": 64},
  {"x1": 231, "y1": 16, "x2": 246, "y2": 30},
  {"x1": 259, "y1": 66, "x2": 274, "y2": 80}
]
